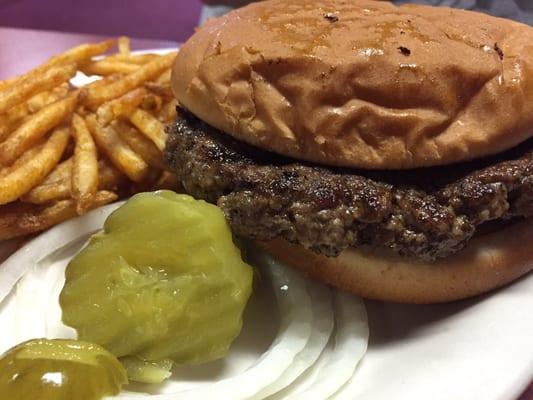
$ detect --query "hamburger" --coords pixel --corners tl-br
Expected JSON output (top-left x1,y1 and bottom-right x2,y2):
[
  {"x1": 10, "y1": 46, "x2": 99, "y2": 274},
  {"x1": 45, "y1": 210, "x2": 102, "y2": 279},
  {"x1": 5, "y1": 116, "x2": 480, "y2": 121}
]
[{"x1": 165, "y1": 0, "x2": 533, "y2": 303}]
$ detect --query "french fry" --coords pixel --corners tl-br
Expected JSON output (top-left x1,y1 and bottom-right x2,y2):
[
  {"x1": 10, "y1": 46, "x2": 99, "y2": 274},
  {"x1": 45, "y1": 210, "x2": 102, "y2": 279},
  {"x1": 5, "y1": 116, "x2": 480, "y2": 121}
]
[
  {"x1": 26, "y1": 82, "x2": 71, "y2": 113},
  {"x1": 141, "y1": 94, "x2": 163, "y2": 114},
  {"x1": 0, "y1": 191, "x2": 117, "y2": 240},
  {"x1": 0, "y1": 90, "x2": 61, "y2": 142},
  {"x1": 113, "y1": 120, "x2": 166, "y2": 169},
  {"x1": 22, "y1": 158, "x2": 123, "y2": 204},
  {"x1": 0, "y1": 80, "x2": 10, "y2": 90},
  {"x1": 0, "y1": 143, "x2": 43, "y2": 179},
  {"x1": 107, "y1": 53, "x2": 158, "y2": 65},
  {"x1": 118, "y1": 36, "x2": 131, "y2": 56},
  {"x1": 153, "y1": 170, "x2": 179, "y2": 190},
  {"x1": 98, "y1": 159, "x2": 125, "y2": 191},
  {"x1": 0, "y1": 101, "x2": 30, "y2": 127},
  {"x1": 0, "y1": 39, "x2": 180, "y2": 235},
  {"x1": 40, "y1": 158, "x2": 73, "y2": 185},
  {"x1": 0, "y1": 92, "x2": 78, "y2": 165},
  {"x1": 144, "y1": 82, "x2": 173, "y2": 100},
  {"x1": 0, "y1": 127, "x2": 70, "y2": 205},
  {"x1": 83, "y1": 52, "x2": 176, "y2": 108},
  {"x1": 71, "y1": 114, "x2": 99, "y2": 214},
  {"x1": 82, "y1": 74, "x2": 122, "y2": 91},
  {"x1": 127, "y1": 168, "x2": 161, "y2": 194},
  {"x1": 21, "y1": 159, "x2": 72, "y2": 204},
  {"x1": 159, "y1": 99, "x2": 178, "y2": 123},
  {"x1": 155, "y1": 68, "x2": 172, "y2": 85},
  {"x1": 0, "y1": 106, "x2": 30, "y2": 142},
  {"x1": 44, "y1": 40, "x2": 114, "y2": 69},
  {"x1": 0, "y1": 63, "x2": 76, "y2": 114},
  {"x1": 96, "y1": 87, "x2": 146, "y2": 125},
  {"x1": 0, "y1": 120, "x2": 17, "y2": 144},
  {"x1": 21, "y1": 180, "x2": 71, "y2": 204},
  {"x1": 78, "y1": 74, "x2": 122, "y2": 114},
  {"x1": 128, "y1": 108, "x2": 167, "y2": 151},
  {"x1": 81, "y1": 60, "x2": 139, "y2": 76},
  {"x1": 86, "y1": 114, "x2": 150, "y2": 182}
]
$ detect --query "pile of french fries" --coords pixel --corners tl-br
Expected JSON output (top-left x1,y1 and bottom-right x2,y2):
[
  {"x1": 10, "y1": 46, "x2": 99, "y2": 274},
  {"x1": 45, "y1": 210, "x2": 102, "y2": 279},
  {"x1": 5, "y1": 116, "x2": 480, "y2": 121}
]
[{"x1": 0, "y1": 37, "x2": 179, "y2": 241}]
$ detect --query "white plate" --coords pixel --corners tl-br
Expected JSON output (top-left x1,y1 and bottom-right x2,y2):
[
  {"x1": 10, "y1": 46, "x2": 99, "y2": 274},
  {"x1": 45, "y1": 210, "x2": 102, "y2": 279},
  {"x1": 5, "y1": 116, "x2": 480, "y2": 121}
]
[
  {"x1": 0, "y1": 217, "x2": 531, "y2": 400},
  {"x1": 0, "y1": 202, "x2": 369, "y2": 400},
  {"x1": 1, "y1": 47, "x2": 532, "y2": 400}
]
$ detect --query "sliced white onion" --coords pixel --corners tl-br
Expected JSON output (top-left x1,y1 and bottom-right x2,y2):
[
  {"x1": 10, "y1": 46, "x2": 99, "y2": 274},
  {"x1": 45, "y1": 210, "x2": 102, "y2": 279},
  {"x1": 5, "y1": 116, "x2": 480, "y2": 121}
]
[
  {"x1": 0, "y1": 203, "x2": 123, "y2": 304},
  {"x1": 118, "y1": 253, "x2": 314, "y2": 400},
  {"x1": 0, "y1": 201, "x2": 369, "y2": 400},
  {"x1": 250, "y1": 279, "x2": 334, "y2": 400},
  {"x1": 285, "y1": 291, "x2": 369, "y2": 400}
]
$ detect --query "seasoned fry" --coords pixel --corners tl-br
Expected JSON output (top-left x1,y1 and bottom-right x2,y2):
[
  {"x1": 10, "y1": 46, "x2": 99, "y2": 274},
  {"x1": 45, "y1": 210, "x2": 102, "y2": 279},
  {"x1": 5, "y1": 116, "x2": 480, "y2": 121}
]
[
  {"x1": 40, "y1": 158, "x2": 73, "y2": 185},
  {"x1": 137, "y1": 92, "x2": 163, "y2": 113},
  {"x1": 86, "y1": 114, "x2": 150, "y2": 182},
  {"x1": 82, "y1": 74, "x2": 122, "y2": 91},
  {"x1": 78, "y1": 74, "x2": 121, "y2": 113},
  {"x1": 0, "y1": 93, "x2": 78, "y2": 165},
  {"x1": 98, "y1": 159, "x2": 125, "y2": 191},
  {"x1": 140, "y1": 94, "x2": 163, "y2": 114},
  {"x1": 128, "y1": 108, "x2": 167, "y2": 151},
  {"x1": 0, "y1": 120, "x2": 17, "y2": 144},
  {"x1": 0, "y1": 83, "x2": 67, "y2": 142},
  {"x1": 44, "y1": 40, "x2": 114, "y2": 69},
  {"x1": 0, "y1": 191, "x2": 117, "y2": 240},
  {"x1": 0, "y1": 106, "x2": 30, "y2": 142},
  {"x1": 21, "y1": 179, "x2": 71, "y2": 204},
  {"x1": 127, "y1": 168, "x2": 162, "y2": 194},
  {"x1": 1, "y1": 101, "x2": 30, "y2": 126},
  {"x1": 26, "y1": 82, "x2": 70, "y2": 113},
  {"x1": 0, "y1": 144, "x2": 43, "y2": 179},
  {"x1": 159, "y1": 99, "x2": 178, "y2": 123},
  {"x1": 0, "y1": 39, "x2": 179, "y2": 238},
  {"x1": 71, "y1": 114, "x2": 98, "y2": 214},
  {"x1": 118, "y1": 36, "x2": 131, "y2": 56},
  {"x1": 0, "y1": 63, "x2": 76, "y2": 114},
  {"x1": 96, "y1": 87, "x2": 146, "y2": 125},
  {"x1": 144, "y1": 82, "x2": 173, "y2": 100},
  {"x1": 81, "y1": 60, "x2": 139, "y2": 76},
  {"x1": 0, "y1": 127, "x2": 70, "y2": 205},
  {"x1": 107, "y1": 53, "x2": 159, "y2": 65},
  {"x1": 83, "y1": 52, "x2": 176, "y2": 108},
  {"x1": 155, "y1": 68, "x2": 172, "y2": 85},
  {"x1": 113, "y1": 120, "x2": 167, "y2": 169},
  {"x1": 0, "y1": 80, "x2": 10, "y2": 90},
  {"x1": 154, "y1": 170, "x2": 179, "y2": 190},
  {"x1": 23, "y1": 158, "x2": 123, "y2": 204}
]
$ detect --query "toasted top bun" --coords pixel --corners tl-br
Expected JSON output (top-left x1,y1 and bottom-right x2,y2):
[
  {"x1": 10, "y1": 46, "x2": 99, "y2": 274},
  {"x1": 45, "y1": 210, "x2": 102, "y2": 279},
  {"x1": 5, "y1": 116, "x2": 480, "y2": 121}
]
[
  {"x1": 258, "y1": 219, "x2": 533, "y2": 303},
  {"x1": 173, "y1": 0, "x2": 533, "y2": 169}
]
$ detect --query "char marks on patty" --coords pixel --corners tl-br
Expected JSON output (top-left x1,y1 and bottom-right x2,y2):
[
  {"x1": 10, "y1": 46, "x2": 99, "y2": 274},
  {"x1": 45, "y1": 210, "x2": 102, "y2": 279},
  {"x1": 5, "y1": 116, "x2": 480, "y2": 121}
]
[{"x1": 165, "y1": 110, "x2": 532, "y2": 261}]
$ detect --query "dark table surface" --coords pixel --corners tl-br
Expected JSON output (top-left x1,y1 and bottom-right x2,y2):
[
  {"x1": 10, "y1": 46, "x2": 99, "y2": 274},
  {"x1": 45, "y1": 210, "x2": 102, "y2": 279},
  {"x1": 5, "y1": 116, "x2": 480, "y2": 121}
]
[{"x1": 0, "y1": 25, "x2": 531, "y2": 400}]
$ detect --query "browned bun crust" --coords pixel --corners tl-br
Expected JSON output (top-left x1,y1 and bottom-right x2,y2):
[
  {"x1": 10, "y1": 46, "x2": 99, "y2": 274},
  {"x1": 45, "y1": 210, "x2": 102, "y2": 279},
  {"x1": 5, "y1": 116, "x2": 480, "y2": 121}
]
[
  {"x1": 257, "y1": 219, "x2": 533, "y2": 303},
  {"x1": 173, "y1": 0, "x2": 533, "y2": 169}
]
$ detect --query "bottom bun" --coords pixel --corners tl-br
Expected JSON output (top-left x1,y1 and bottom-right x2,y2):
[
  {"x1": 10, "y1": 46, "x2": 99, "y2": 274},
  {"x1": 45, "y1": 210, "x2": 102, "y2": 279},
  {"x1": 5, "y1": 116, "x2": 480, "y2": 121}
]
[{"x1": 258, "y1": 219, "x2": 533, "y2": 304}]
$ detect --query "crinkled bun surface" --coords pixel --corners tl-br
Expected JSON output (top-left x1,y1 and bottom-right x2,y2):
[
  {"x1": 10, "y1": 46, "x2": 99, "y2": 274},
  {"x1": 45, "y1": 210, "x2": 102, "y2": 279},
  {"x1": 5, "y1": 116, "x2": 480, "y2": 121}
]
[
  {"x1": 172, "y1": 0, "x2": 533, "y2": 169},
  {"x1": 258, "y1": 219, "x2": 533, "y2": 304}
]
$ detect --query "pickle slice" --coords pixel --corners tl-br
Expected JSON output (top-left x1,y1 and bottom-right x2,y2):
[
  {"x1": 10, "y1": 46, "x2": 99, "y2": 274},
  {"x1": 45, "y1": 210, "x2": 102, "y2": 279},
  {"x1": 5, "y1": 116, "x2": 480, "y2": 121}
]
[
  {"x1": 60, "y1": 191, "x2": 253, "y2": 382},
  {"x1": 120, "y1": 356, "x2": 173, "y2": 384},
  {"x1": 0, "y1": 339, "x2": 127, "y2": 400}
]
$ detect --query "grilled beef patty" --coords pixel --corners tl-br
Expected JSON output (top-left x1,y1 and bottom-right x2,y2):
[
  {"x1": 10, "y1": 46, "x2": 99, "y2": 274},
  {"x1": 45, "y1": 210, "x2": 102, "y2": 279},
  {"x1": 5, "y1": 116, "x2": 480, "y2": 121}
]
[{"x1": 165, "y1": 110, "x2": 533, "y2": 261}]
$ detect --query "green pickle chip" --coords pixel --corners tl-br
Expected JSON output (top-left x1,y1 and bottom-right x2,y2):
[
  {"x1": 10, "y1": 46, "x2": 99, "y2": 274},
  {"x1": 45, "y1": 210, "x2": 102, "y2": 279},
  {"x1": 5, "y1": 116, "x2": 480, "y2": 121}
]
[
  {"x1": 0, "y1": 339, "x2": 127, "y2": 400},
  {"x1": 60, "y1": 191, "x2": 253, "y2": 383}
]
